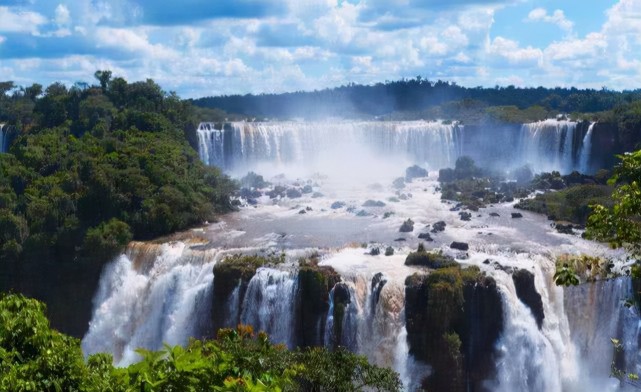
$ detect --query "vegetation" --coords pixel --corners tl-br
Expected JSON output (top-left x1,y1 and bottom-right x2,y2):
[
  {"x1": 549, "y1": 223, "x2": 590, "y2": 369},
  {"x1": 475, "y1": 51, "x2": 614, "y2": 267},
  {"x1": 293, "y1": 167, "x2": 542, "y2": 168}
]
[
  {"x1": 0, "y1": 73, "x2": 236, "y2": 264},
  {"x1": 404, "y1": 243, "x2": 458, "y2": 269},
  {"x1": 0, "y1": 293, "x2": 402, "y2": 391},
  {"x1": 193, "y1": 77, "x2": 641, "y2": 122}
]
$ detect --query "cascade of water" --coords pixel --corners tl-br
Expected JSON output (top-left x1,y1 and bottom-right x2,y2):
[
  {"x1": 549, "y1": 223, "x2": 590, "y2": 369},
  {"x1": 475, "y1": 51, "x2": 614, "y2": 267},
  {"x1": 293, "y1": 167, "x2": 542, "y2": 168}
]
[
  {"x1": 81, "y1": 242, "x2": 219, "y2": 366},
  {"x1": 196, "y1": 121, "x2": 463, "y2": 173},
  {"x1": 519, "y1": 119, "x2": 578, "y2": 173},
  {"x1": 578, "y1": 122, "x2": 596, "y2": 174},
  {"x1": 0, "y1": 123, "x2": 6, "y2": 153},
  {"x1": 239, "y1": 268, "x2": 298, "y2": 348}
]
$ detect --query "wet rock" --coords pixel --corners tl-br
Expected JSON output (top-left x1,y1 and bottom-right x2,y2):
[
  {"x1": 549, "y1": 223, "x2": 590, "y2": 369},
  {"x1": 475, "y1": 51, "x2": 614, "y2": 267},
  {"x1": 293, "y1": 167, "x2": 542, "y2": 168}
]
[
  {"x1": 393, "y1": 177, "x2": 406, "y2": 189},
  {"x1": 489, "y1": 212, "x2": 500, "y2": 217},
  {"x1": 459, "y1": 212, "x2": 472, "y2": 221},
  {"x1": 312, "y1": 192, "x2": 324, "y2": 198},
  {"x1": 302, "y1": 184, "x2": 313, "y2": 194},
  {"x1": 331, "y1": 201, "x2": 346, "y2": 209},
  {"x1": 286, "y1": 188, "x2": 303, "y2": 198},
  {"x1": 405, "y1": 244, "x2": 458, "y2": 268},
  {"x1": 369, "y1": 247, "x2": 380, "y2": 256},
  {"x1": 399, "y1": 218, "x2": 414, "y2": 232},
  {"x1": 247, "y1": 198, "x2": 258, "y2": 206},
  {"x1": 267, "y1": 185, "x2": 287, "y2": 199},
  {"x1": 385, "y1": 247, "x2": 394, "y2": 256},
  {"x1": 356, "y1": 209, "x2": 371, "y2": 217},
  {"x1": 555, "y1": 223, "x2": 574, "y2": 234},
  {"x1": 383, "y1": 212, "x2": 395, "y2": 219},
  {"x1": 387, "y1": 197, "x2": 400, "y2": 203},
  {"x1": 394, "y1": 238, "x2": 406, "y2": 242},
  {"x1": 239, "y1": 187, "x2": 262, "y2": 199},
  {"x1": 406, "y1": 165, "x2": 428, "y2": 181},
  {"x1": 512, "y1": 269, "x2": 545, "y2": 329},
  {"x1": 306, "y1": 206, "x2": 312, "y2": 211},
  {"x1": 450, "y1": 242, "x2": 469, "y2": 251},
  {"x1": 418, "y1": 232, "x2": 434, "y2": 241},
  {"x1": 346, "y1": 206, "x2": 356, "y2": 213},
  {"x1": 431, "y1": 221, "x2": 447, "y2": 233},
  {"x1": 399, "y1": 194, "x2": 409, "y2": 201},
  {"x1": 511, "y1": 212, "x2": 523, "y2": 219},
  {"x1": 298, "y1": 209, "x2": 307, "y2": 214},
  {"x1": 363, "y1": 200, "x2": 386, "y2": 207}
]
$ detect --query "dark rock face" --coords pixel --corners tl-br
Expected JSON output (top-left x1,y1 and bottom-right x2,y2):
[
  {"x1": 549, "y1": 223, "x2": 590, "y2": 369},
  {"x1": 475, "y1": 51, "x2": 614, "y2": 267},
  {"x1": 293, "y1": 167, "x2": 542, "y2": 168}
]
[
  {"x1": 555, "y1": 223, "x2": 575, "y2": 234},
  {"x1": 328, "y1": 282, "x2": 352, "y2": 349},
  {"x1": 295, "y1": 264, "x2": 342, "y2": 348},
  {"x1": 331, "y1": 201, "x2": 346, "y2": 209},
  {"x1": 450, "y1": 242, "x2": 469, "y2": 251},
  {"x1": 512, "y1": 269, "x2": 545, "y2": 329},
  {"x1": 459, "y1": 211, "x2": 472, "y2": 221},
  {"x1": 405, "y1": 267, "x2": 504, "y2": 391},
  {"x1": 405, "y1": 165, "x2": 428, "y2": 181},
  {"x1": 384, "y1": 246, "x2": 394, "y2": 256},
  {"x1": 431, "y1": 221, "x2": 447, "y2": 233},
  {"x1": 302, "y1": 185, "x2": 313, "y2": 194},
  {"x1": 362, "y1": 199, "x2": 386, "y2": 207},
  {"x1": 489, "y1": 212, "x2": 500, "y2": 217},
  {"x1": 239, "y1": 187, "x2": 262, "y2": 199},
  {"x1": 418, "y1": 232, "x2": 433, "y2": 241},
  {"x1": 399, "y1": 219, "x2": 414, "y2": 232},
  {"x1": 511, "y1": 212, "x2": 523, "y2": 219},
  {"x1": 267, "y1": 185, "x2": 287, "y2": 199},
  {"x1": 286, "y1": 188, "x2": 302, "y2": 198}
]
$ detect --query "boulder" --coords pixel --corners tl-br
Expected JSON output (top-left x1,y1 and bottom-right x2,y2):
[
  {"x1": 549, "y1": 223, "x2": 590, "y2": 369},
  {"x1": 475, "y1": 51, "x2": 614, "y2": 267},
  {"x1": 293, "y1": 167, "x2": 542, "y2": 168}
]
[
  {"x1": 302, "y1": 185, "x2": 313, "y2": 194},
  {"x1": 363, "y1": 200, "x2": 386, "y2": 207},
  {"x1": 555, "y1": 223, "x2": 574, "y2": 234},
  {"x1": 450, "y1": 242, "x2": 469, "y2": 251},
  {"x1": 286, "y1": 188, "x2": 303, "y2": 198},
  {"x1": 406, "y1": 165, "x2": 429, "y2": 181},
  {"x1": 393, "y1": 177, "x2": 406, "y2": 189},
  {"x1": 331, "y1": 201, "x2": 346, "y2": 209},
  {"x1": 399, "y1": 219, "x2": 414, "y2": 232},
  {"x1": 369, "y1": 247, "x2": 380, "y2": 256},
  {"x1": 459, "y1": 212, "x2": 472, "y2": 221},
  {"x1": 511, "y1": 212, "x2": 523, "y2": 219},
  {"x1": 418, "y1": 232, "x2": 434, "y2": 241},
  {"x1": 384, "y1": 246, "x2": 394, "y2": 256},
  {"x1": 489, "y1": 212, "x2": 500, "y2": 217},
  {"x1": 431, "y1": 220, "x2": 447, "y2": 233}
]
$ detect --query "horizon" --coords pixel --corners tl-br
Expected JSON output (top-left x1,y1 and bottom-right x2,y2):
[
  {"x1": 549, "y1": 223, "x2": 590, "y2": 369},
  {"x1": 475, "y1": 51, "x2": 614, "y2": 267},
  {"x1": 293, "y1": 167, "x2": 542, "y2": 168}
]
[{"x1": 0, "y1": 0, "x2": 640, "y2": 98}]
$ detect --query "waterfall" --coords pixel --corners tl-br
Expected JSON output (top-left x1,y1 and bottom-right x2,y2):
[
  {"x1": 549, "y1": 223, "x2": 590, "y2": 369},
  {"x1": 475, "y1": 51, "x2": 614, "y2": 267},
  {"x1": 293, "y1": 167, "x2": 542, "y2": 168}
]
[
  {"x1": 578, "y1": 122, "x2": 596, "y2": 174},
  {"x1": 519, "y1": 119, "x2": 579, "y2": 173},
  {"x1": 81, "y1": 242, "x2": 220, "y2": 366},
  {"x1": 196, "y1": 121, "x2": 463, "y2": 173},
  {"x1": 239, "y1": 268, "x2": 298, "y2": 348},
  {"x1": 0, "y1": 123, "x2": 6, "y2": 153}
]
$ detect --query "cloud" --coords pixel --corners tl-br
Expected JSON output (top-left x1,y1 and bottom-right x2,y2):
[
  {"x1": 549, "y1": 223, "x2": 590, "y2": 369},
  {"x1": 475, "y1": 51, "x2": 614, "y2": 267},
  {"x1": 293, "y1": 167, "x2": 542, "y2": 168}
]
[
  {"x1": 0, "y1": 6, "x2": 47, "y2": 33},
  {"x1": 488, "y1": 37, "x2": 542, "y2": 65},
  {"x1": 526, "y1": 8, "x2": 574, "y2": 34}
]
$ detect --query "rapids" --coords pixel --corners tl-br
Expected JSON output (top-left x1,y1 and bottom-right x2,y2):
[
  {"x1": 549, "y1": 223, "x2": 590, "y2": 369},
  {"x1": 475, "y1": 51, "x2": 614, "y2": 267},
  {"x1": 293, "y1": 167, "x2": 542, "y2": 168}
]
[{"x1": 83, "y1": 120, "x2": 635, "y2": 391}]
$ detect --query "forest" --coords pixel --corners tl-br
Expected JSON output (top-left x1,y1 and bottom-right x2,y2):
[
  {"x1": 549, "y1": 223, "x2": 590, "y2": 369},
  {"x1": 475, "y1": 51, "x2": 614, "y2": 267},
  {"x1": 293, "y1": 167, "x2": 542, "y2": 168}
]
[{"x1": 0, "y1": 72, "x2": 236, "y2": 265}]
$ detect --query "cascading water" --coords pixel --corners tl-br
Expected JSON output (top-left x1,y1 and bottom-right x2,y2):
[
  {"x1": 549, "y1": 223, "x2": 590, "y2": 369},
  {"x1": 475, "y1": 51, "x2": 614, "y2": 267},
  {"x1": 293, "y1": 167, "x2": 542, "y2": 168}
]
[
  {"x1": 0, "y1": 123, "x2": 7, "y2": 153},
  {"x1": 196, "y1": 121, "x2": 463, "y2": 174},
  {"x1": 519, "y1": 119, "x2": 579, "y2": 174},
  {"x1": 579, "y1": 122, "x2": 596, "y2": 174},
  {"x1": 82, "y1": 242, "x2": 221, "y2": 366}
]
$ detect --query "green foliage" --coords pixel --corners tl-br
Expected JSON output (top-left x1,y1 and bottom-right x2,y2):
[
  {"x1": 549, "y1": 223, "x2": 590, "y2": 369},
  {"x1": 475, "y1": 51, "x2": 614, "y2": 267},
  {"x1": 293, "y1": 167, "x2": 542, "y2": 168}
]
[
  {"x1": 553, "y1": 265, "x2": 580, "y2": 287},
  {"x1": 0, "y1": 294, "x2": 401, "y2": 392},
  {"x1": 404, "y1": 245, "x2": 458, "y2": 269},
  {"x1": 586, "y1": 150, "x2": 641, "y2": 257},
  {"x1": 0, "y1": 74, "x2": 237, "y2": 263}
]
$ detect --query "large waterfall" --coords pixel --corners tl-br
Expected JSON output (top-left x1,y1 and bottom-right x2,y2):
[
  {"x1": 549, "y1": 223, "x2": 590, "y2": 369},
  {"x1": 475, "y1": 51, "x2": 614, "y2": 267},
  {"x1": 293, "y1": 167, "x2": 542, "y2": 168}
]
[{"x1": 197, "y1": 120, "x2": 599, "y2": 176}]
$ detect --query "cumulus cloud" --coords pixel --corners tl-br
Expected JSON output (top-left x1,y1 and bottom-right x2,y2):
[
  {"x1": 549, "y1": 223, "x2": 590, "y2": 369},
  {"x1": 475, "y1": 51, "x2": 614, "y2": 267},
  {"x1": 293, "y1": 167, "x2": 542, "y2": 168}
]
[
  {"x1": 0, "y1": 6, "x2": 47, "y2": 33},
  {"x1": 527, "y1": 8, "x2": 574, "y2": 35}
]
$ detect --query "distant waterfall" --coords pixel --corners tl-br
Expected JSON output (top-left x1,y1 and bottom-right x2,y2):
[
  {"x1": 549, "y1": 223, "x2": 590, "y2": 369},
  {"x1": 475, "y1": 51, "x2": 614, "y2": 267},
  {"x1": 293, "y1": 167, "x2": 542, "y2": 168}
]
[
  {"x1": 519, "y1": 119, "x2": 579, "y2": 173},
  {"x1": 0, "y1": 123, "x2": 7, "y2": 153},
  {"x1": 578, "y1": 122, "x2": 596, "y2": 174},
  {"x1": 196, "y1": 121, "x2": 463, "y2": 172}
]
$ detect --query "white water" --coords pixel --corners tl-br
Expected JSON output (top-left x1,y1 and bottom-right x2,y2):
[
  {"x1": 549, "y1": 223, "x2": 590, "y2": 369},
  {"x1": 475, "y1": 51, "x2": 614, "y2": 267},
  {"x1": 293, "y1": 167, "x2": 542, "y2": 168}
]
[
  {"x1": 0, "y1": 123, "x2": 7, "y2": 153},
  {"x1": 579, "y1": 122, "x2": 596, "y2": 174},
  {"x1": 519, "y1": 119, "x2": 579, "y2": 174},
  {"x1": 84, "y1": 120, "x2": 634, "y2": 390}
]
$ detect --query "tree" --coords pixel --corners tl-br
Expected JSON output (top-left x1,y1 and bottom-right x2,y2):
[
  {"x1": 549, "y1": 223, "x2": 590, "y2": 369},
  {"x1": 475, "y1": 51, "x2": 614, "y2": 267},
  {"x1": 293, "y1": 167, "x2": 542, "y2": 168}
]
[{"x1": 94, "y1": 70, "x2": 112, "y2": 93}]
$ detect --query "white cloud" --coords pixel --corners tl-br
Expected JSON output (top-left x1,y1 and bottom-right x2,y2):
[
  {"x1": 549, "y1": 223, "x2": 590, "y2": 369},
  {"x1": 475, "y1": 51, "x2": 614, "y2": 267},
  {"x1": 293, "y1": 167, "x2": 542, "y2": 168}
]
[
  {"x1": 55, "y1": 4, "x2": 71, "y2": 26},
  {"x1": 0, "y1": 6, "x2": 47, "y2": 33},
  {"x1": 527, "y1": 8, "x2": 574, "y2": 34},
  {"x1": 488, "y1": 37, "x2": 542, "y2": 65},
  {"x1": 95, "y1": 28, "x2": 176, "y2": 59}
]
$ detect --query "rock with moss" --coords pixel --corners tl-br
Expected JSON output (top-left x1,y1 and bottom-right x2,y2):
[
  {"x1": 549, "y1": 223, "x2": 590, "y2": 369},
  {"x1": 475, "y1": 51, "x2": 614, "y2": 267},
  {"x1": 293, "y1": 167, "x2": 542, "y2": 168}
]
[
  {"x1": 405, "y1": 244, "x2": 458, "y2": 269},
  {"x1": 295, "y1": 258, "x2": 342, "y2": 347},
  {"x1": 405, "y1": 265, "x2": 503, "y2": 391},
  {"x1": 212, "y1": 253, "x2": 284, "y2": 331}
]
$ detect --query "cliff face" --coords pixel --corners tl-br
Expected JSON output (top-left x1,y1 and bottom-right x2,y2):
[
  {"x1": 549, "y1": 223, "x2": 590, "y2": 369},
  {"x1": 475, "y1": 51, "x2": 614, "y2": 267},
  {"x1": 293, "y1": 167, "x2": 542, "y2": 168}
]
[{"x1": 405, "y1": 267, "x2": 503, "y2": 392}]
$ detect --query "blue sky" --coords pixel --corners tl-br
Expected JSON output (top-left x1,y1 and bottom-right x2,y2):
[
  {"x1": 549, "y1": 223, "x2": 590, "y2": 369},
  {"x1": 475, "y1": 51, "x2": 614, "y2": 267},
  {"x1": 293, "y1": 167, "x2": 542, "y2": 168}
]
[{"x1": 0, "y1": 0, "x2": 639, "y2": 98}]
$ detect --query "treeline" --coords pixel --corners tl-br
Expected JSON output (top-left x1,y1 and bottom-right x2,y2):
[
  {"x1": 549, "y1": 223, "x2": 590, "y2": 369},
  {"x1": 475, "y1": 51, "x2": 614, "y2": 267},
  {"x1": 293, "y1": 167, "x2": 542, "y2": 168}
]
[
  {"x1": 0, "y1": 293, "x2": 402, "y2": 391},
  {"x1": 0, "y1": 72, "x2": 236, "y2": 264},
  {"x1": 192, "y1": 77, "x2": 641, "y2": 122}
]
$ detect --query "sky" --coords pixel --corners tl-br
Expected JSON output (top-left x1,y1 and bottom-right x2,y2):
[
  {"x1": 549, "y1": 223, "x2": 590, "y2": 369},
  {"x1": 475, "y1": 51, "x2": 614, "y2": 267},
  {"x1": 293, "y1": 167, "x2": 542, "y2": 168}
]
[{"x1": 0, "y1": 0, "x2": 640, "y2": 98}]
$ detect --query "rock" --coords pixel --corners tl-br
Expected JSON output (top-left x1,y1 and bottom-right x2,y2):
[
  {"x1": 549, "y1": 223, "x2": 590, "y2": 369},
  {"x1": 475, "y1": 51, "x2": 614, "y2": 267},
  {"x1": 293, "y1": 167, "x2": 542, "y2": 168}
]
[
  {"x1": 312, "y1": 192, "x2": 324, "y2": 198},
  {"x1": 394, "y1": 238, "x2": 406, "y2": 242},
  {"x1": 405, "y1": 245, "x2": 458, "y2": 268},
  {"x1": 555, "y1": 223, "x2": 574, "y2": 234},
  {"x1": 511, "y1": 212, "x2": 523, "y2": 219},
  {"x1": 239, "y1": 171, "x2": 269, "y2": 189},
  {"x1": 286, "y1": 188, "x2": 303, "y2": 198},
  {"x1": 363, "y1": 199, "x2": 386, "y2": 207},
  {"x1": 512, "y1": 269, "x2": 545, "y2": 329},
  {"x1": 399, "y1": 219, "x2": 414, "y2": 232},
  {"x1": 417, "y1": 232, "x2": 434, "y2": 241},
  {"x1": 302, "y1": 184, "x2": 313, "y2": 194},
  {"x1": 405, "y1": 165, "x2": 428, "y2": 181},
  {"x1": 239, "y1": 187, "x2": 262, "y2": 199},
  {"x1": 306, "y1": 206, "x2": 312, "y2": 211},
  {"x1": 482, "y1": 259, "x2": 490, "y2": 264},
  {"x1": 247, "y1": 198, "x2": 258, "y2": 205},
  {"x1": 331, "y1": 201, "x2": 346, "y2": 209},
  {"x1": 399, "y1": 194, "x2": 409, "y2": 201},
  {"x1": 231, "y1": 199, "x2": 242, "y2": 207},
  {"x1": 459, "y1": 212, "x2": 472, "y2": 221},
  {"x1": 346, "y1": 206, "x2": 356, "y2": 213},
  {"x1": 450, "y1": 241, "x2": 469, "y2": 251},
  {"x1": 298, "y1": 209, "x2": 306, "y2": 214},
  {"x1": 431, "y1": 221, "x2": 447, "y2": 233},
  {"x1": 356, "y1": 209, "x2": 371, "y2": 217},
  {"x1": 385, "y1": 247, "x2": 394, "y2": 256},
  {"x1": 267, "y1": 185, "x2": 287, "y2": 199},
  {"x1": 383, "y1": 212, "x2": 394, "y2": 219},
  {"x1": 370, "y1": 247, "x2": 380, "y2": 256},
  {"x1": 393, "y1": 177, "x2": 406, "y2": 189},
  {"x1": 387, "y1": 197, "x2": 400, "y2": 203},
  {"x1": 489, "y1": 212, "x2": 500, "y2": 217}
]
